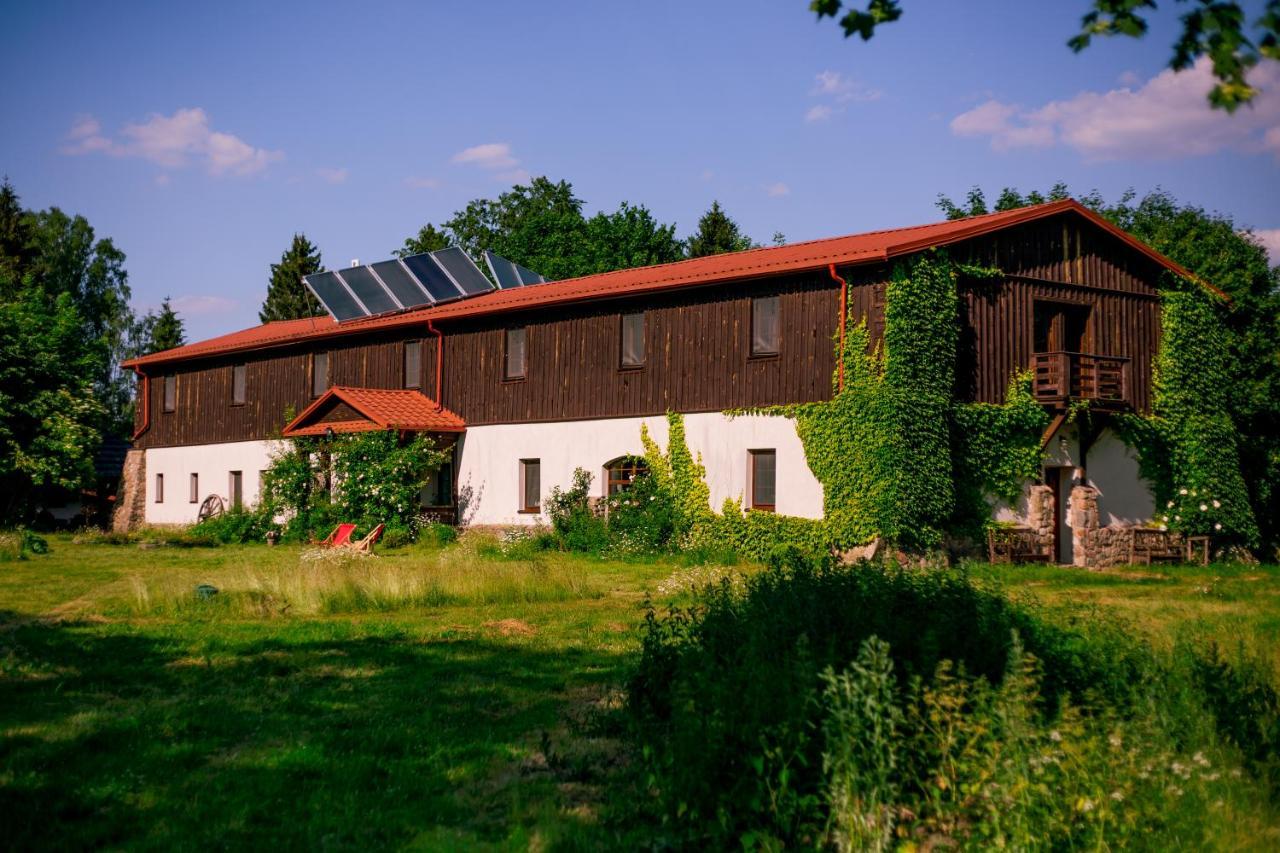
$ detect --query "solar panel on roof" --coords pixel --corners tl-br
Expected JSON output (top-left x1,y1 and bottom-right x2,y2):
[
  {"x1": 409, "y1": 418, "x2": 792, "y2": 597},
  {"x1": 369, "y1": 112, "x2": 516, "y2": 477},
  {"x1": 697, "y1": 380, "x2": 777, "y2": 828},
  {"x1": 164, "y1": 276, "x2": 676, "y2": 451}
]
[
  {"x1": 483, "y1": 250, "x2": 524, "y2": 289},
  {"x1": 402, "y1": 252, "x2": 465, "y2": 303},
  {"x1": 337, "y1": 266, "x2": 399, "y2": 315},
  {"x1": 432, "y1": 246, "x2": 495, "y2": 297},
  {"x1": 370, "y1": 259, "x2": 432, "y2": 308},
  {"x1": 305, "y1": 271, "x2": 366, "y2": 322},
  {"x1": 514, "y1": 259, "x2": 547, "y2": 286}
]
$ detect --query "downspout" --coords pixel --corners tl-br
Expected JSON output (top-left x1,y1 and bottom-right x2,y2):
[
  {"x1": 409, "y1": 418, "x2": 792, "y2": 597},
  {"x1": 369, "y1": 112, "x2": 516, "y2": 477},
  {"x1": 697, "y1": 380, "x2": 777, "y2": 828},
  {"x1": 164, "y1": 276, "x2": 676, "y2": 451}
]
[
  {"x1": 131, "y1": 367, "x2": 151, "y2": 440},
  {"x1": 425, "y1": 319, "x2": 444, "y2": 411},
  {"x1": 828, "y1": 264, "x2": 848, "y2": 392}
]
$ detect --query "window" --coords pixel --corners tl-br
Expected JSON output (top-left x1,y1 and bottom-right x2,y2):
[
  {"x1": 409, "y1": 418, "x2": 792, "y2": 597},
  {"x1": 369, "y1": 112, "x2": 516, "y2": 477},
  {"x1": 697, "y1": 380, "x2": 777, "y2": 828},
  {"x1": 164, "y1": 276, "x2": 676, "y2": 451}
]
[
  {"x1": 620, "y1": 312, "x2": 645, "y2": 368},
  {"x1": 162, "y1": 375, "x2": 176, "y2": 412},
  {"x1": 231, "y1": 364, "x2": 246, "y2": 406},
  {"x1": 519, "y1": 459, "x2": 540, "y2": 513},
  {"x1": 422, "y1": 460, "x2": 454, "y2": 507},
  {"x1": 505, "y1": 327, "x2": 527, "y2": 380},
  {"x1": 749, "y1": 449, "x2": 776, "y2": 512},
  {"x1": 605, "y1": 456, "x2": 648, "y2": 495},
  {"x1": 312, "y1": 351, "x2": 330, "y2": 398},
  {"x1": 154, "y1": 473, "x2": 164, "y2": 504},
  {"x1": 229, "y1": 471, "x2": 243, "y2": 509},
  {"x1": 404, "y1": 340, "x2": 422, "y2": 389},
  {"x1": 189, "y1": 473, "x2": 199, "y2": 504},
  {"x1": 751, "y1": 295, "x2": 780, "y2": 357}
]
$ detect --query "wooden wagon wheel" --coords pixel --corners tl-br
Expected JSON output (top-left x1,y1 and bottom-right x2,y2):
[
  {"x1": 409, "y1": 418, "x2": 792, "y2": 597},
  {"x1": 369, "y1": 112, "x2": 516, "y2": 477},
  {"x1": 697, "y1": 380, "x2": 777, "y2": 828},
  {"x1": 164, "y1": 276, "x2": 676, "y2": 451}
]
[{"x1": 197, "y1": 494, "x2": 225, "y2": 522}]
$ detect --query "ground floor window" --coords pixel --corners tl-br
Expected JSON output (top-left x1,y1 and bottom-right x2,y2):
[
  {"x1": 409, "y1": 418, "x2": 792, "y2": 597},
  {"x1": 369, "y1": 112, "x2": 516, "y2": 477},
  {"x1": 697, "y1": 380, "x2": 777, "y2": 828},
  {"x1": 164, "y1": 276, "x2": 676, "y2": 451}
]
[
  {"x1": 229, "y1": 471, "x2": 243, "y2": 509},
  {"x1": 189, "y1": 473, "x2": 199, "y2": 503},
  {"x1": 520, "y1": 459, "x2": 540, "y2": 513},
  {"x1": 155, "y1": 473, "x2": 164, "y2": 503},
  {"x1": 604, "y1": 456, "x2": 648, "y2": 495},
  {"x1": 749, "y1": 449, "x2": 776, "y2": 512}
]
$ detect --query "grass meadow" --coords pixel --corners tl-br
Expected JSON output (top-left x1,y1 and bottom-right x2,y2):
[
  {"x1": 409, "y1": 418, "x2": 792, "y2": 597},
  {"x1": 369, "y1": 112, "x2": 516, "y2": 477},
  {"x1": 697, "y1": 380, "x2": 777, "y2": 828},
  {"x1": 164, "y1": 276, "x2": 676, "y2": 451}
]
[{"x1": 1, "y1": 535, "x2": 1278, "y2": 849}]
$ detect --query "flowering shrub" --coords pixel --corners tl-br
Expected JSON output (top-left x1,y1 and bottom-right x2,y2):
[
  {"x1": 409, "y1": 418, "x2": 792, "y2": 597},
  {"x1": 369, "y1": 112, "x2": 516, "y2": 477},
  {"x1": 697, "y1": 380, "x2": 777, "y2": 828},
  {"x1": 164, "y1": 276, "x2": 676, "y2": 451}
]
[
  {"x1": 1156, "y1": 486, "x2": 1229, "y2": 537},
  {"x1": 545, "y1": 467, "x2": 609, "y2": 553},
  {"x1": 604, "y1": 470, "x2": 675, "y2": 553}
]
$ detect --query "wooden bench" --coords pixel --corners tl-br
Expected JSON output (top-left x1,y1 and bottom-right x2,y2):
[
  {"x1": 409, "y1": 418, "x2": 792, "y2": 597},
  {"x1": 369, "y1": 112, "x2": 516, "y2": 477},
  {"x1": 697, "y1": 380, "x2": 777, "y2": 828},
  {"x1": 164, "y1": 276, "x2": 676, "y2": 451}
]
[
  {"x1": 1127, "y1": 528, "x2": 1185, "y2": 565},
  {"x1": 987, "y1": 527, "x2": 1051, "y2": 564}
]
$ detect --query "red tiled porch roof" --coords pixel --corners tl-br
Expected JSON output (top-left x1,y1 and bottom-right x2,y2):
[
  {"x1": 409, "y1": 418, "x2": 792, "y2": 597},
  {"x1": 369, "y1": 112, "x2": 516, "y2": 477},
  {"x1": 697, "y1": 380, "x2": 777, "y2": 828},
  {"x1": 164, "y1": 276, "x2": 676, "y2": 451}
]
[{"x1": 282, "y1": 386, "x2": 466, "y2": 437}]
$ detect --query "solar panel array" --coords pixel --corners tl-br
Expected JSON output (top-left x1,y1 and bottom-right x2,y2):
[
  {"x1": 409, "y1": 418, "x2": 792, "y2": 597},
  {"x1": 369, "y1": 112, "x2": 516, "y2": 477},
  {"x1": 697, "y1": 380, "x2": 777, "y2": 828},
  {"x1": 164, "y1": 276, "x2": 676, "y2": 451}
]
[{"x1": 304, "y1": 248, "x2": 548, "y2": 323}]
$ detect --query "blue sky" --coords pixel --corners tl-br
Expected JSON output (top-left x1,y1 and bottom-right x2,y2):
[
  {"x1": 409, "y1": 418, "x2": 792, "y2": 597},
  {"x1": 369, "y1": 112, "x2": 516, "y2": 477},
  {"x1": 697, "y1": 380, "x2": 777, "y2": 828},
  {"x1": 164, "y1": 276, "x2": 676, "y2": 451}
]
[{"x1": 2, "y1": 0, "x2": 1277, "y2": 340}]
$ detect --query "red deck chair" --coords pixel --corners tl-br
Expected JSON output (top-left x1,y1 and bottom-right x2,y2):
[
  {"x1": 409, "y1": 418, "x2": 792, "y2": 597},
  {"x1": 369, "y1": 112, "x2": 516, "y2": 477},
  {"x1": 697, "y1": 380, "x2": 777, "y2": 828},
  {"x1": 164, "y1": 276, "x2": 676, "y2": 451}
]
[
  {"x1": 318, "y1": 523, "x2": 357, "y2": 548},
  {"x1": 344, "y1": 524, "x2": 385, "y2": 554}
]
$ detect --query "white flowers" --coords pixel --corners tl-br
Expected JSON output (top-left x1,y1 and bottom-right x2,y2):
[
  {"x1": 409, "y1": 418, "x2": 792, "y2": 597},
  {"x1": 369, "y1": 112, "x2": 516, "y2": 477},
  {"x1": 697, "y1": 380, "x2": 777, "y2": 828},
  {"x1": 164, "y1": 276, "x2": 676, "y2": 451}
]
[
  {"x1": 1167, "y1": 500, "x2": 1175, "y2": 508},
  {"x1": 1180, "y1": 488, "x2": 1188, "y2": 496},
  {"x1": 1159, "y1": 524, "x2": 1168, "y2": 531},
  {"x1": 1213, "y1": 499, "x2": 1221, "y2": 509},
  {"x1": 1214, "y1": 523, "x2": 1223, "y2": 531},
  {"x1": 1199, "y1": 503, "x2": 1208, "y2": 512}
]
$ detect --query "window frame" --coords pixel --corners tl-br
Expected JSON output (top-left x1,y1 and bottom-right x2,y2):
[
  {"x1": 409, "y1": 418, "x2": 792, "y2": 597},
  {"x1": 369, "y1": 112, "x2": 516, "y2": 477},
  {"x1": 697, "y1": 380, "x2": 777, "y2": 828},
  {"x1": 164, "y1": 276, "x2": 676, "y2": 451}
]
[
  {"x1": 311, "y1": 351, "x2": 330, "y2": 398},
  {"x1": 231, "y1": 363, "x2": 247, "y2": 406},
  {"x1": 403, "y1": 340, "x2": 422, "y2": 389},
  {"x1": 504, "y1": 327, "x2": 528, "y2": 382},
  {"x1": 604, "y1": 456, "x2": 649, "y2": 496},
  {"x1": 518, "y1": 458, "x2": 541, "y2": 513},
  {"x1": 162, "y1": 375, "x2": 177, "y2": 413},
  {"x1": 189, "y1": 472, "x2": 199, "y2": 504},
  {"x1": 154, "y1": 473, "x2": 164, "y2": 504},
  {"x1": 619, "y1": 311, "x2": 646, "y2": 370},
  {"x1": 229, "y1": 470, "x2": 243, "y2": 510},
  {"x1": 750, "y1": 295, "x2": 781, "y2": 359},
  {"x1": 749, "y1": 449, "x2": 777, "y2": 513}
]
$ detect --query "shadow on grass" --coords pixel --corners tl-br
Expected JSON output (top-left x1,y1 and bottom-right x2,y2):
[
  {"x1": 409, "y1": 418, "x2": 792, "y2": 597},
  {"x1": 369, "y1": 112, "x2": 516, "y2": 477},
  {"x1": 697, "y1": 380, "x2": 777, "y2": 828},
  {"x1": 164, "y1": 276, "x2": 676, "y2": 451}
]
[{"x1": 0, "y1": 613, "x2": 634, "y2": 849}]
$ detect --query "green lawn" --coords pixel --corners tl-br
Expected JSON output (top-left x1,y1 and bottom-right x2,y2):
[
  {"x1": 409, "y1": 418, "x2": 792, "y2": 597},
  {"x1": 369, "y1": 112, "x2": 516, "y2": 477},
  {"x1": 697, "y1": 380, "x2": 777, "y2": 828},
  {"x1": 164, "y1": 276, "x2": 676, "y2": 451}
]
[{"x1": 2, "y1": 538, "x2": 1278, "y2": 849}]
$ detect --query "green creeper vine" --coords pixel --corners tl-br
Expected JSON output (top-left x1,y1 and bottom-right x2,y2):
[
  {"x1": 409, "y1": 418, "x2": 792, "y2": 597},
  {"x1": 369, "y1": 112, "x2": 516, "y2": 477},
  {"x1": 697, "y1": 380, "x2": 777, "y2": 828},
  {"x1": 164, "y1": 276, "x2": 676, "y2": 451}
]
[{"x1": 1115, "y1": 285, "x2": 1257, "y2": 547}]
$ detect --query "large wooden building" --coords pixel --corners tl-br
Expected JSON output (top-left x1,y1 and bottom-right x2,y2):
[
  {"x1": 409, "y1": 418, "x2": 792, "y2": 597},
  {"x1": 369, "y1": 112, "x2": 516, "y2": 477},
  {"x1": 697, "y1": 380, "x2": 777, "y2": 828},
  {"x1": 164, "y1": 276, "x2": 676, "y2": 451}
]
[{"x1": 119, "y1": 200, "x2": 1200, "y2": 560}]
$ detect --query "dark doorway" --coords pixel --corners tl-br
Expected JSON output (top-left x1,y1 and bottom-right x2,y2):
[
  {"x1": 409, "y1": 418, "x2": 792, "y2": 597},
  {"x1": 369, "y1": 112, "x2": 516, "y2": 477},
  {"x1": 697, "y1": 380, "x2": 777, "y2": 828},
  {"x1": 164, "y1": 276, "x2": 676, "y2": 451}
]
[
  {"x1": 1043, "y1": 467, "x2": 1074, "y2": 564},
  {"x1": 1033, "y1": 301, "x2": 1091, "y2": 354}
]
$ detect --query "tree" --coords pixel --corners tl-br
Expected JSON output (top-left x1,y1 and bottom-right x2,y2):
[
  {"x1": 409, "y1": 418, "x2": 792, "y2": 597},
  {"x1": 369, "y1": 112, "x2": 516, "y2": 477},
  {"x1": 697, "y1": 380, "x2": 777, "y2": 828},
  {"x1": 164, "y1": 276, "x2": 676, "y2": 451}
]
[
  {"x1": 260, "y1": 234, "x2": 324, "y2": 322},
  {"x1": 0, "y1": 178, "x2": 34, "y2": 286},
  {"x1": 145, "y1": 297, "x2": 186, "y2": 353},
  {"x1": 809, "y1": 0, "x2": 1280, "y2": 110},
  {"x1": 685, "y1": 201, "x2": 754, "y2": 258},
  {"x1": 580, "y1": 202, "x2": 683, "y2": 273},
  {"x1": 937, "y1": 183, "x2": 1280, "y2": 554},
  {"x1": 393, "y1": 223, "x2": 451, "y2": 258}
]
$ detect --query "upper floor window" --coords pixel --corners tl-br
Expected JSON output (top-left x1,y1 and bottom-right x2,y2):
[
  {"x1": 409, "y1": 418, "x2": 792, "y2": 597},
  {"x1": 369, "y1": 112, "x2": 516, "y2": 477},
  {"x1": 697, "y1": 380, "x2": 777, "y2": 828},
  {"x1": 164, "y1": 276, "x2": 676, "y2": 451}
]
[
  {"x1": 404, "y1": 340, "x2": 422, "y2": 389},
  {"x1": 312, "y1": 351, "x2": 330, "y2": 398},
  {"x1": 749, "y1": 449, "x2": 776, "y2": 512},
  {"x1": 620, "y1": 312, "x2": 645, "y2": 368},
  {"x1": 162, "y1": 375, "x2": 176, "y2": 412},
  {"x1": 520, "y1": 458, "x2": 540, "y2": 512},
  {"x1": 751, "y1": 296, "x2": 780, "y2": 357},
  {"x1": 505, "y1": 327, "x2": 527, "y2": 381},
  {"x1": 231, "y1": 364, "x2": 246, "y2": 406}
]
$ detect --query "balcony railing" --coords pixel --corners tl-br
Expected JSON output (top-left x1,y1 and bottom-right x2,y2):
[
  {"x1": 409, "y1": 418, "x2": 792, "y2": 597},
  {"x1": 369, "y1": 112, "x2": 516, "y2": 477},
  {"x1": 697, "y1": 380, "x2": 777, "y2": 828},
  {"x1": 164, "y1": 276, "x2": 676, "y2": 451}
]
[{"x1": 1032, "y1": 351, "x2": 1129, "y2": 408}]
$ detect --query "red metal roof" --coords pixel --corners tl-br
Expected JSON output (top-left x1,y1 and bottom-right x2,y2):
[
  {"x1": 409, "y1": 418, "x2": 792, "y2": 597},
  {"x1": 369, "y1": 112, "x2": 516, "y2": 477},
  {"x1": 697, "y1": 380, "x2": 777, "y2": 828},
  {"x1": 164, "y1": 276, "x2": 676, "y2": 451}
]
[
  {"x1": 123, "y1": 200, "x2": 1210, "y2": 369},
  {"x1": 282, "y1": 386, "x2": 466, "y2": 437}
]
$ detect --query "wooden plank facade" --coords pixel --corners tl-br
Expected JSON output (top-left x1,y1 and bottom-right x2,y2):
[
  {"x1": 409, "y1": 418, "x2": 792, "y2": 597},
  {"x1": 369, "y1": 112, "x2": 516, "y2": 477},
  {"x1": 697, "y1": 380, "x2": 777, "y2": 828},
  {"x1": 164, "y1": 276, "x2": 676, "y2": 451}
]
[{"x1": 135, "y1": 211, "x2": 1167, "y2": 448}]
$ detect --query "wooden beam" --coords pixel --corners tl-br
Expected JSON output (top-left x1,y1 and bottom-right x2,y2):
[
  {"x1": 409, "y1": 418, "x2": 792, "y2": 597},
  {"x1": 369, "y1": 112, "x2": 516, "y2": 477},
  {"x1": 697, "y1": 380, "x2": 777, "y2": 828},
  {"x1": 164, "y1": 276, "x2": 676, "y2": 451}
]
[{"x1": 1040, "y1": 413, "x2": 1066, "y2": 452}]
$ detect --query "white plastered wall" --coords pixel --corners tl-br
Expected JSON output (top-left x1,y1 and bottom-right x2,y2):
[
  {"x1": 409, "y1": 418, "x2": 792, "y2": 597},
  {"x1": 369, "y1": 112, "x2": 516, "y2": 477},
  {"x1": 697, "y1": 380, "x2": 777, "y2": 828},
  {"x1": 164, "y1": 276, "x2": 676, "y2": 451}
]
[
  {"x1": 454, "y1": 412, "x2": 824, "y2": 526},
  {"x1": 144, "y1": 439, "x2": 280, "y2": 525},
  {"x1": 1088, "y1": 428, "x2": 1156, "y2": 525}
]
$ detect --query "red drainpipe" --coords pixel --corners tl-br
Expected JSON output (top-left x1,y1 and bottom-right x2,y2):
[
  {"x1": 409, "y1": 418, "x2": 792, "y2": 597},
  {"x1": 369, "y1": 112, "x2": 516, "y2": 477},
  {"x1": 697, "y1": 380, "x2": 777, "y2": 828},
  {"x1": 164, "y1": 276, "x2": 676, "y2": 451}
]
[
  {"x1": 828, "y1": 264, "x2": 848, "y2": 392},
  {"x1": 425, "y1": 319, "x2": 444, "y2": 411},
  {"x1": 131, "y1": 367, "x2": 151, "y2": 440}
]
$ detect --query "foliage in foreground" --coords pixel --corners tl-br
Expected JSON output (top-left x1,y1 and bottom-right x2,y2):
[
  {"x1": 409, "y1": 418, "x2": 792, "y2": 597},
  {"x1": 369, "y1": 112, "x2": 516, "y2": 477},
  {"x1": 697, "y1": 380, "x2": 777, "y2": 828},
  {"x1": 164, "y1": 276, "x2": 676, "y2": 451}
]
[{"x1": 629, "y1": 555, "x2": 1280, "y2": 848}]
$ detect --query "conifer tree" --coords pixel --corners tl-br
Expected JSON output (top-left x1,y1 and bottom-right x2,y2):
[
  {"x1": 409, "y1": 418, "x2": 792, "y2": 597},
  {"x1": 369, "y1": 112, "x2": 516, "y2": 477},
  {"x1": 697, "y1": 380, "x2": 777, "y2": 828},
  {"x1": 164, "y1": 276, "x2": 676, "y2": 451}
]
[
  {"x1": 260, "y1": 234, "x2": 324, "y2": 322},
  {"x1": 686, "y1": 201, "x2": 754, "y2": 258},
  {"x1": 147, "y1": 297, "x2": 185, "y2": 353}
]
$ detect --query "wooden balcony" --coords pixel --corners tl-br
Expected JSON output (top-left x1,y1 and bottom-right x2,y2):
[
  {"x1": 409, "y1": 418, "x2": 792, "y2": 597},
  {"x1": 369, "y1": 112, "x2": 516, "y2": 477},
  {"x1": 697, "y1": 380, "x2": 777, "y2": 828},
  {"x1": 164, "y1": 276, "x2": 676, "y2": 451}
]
[{"x1": 1032, "y1": 351, "x2": 1130, "y2": 409}]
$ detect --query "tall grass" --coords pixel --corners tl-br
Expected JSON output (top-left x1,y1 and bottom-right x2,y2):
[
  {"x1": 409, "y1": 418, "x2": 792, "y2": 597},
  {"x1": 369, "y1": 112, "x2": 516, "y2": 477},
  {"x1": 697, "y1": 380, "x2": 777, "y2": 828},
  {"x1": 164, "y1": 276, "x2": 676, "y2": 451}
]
[{"x1": 123, "y1": 542, "x2": 602, "y2": 618}]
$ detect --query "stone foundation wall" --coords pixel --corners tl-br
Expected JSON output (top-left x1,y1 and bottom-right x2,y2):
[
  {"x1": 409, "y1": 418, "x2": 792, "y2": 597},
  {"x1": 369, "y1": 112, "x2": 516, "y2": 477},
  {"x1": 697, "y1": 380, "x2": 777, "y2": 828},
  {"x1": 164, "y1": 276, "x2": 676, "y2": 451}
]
[
  {"x1": 1025, "y1": 485, "x2": 1055, "y2": 556},
  {"x1": 112, "y1": 449, "x2": 146, "y2": 532}
]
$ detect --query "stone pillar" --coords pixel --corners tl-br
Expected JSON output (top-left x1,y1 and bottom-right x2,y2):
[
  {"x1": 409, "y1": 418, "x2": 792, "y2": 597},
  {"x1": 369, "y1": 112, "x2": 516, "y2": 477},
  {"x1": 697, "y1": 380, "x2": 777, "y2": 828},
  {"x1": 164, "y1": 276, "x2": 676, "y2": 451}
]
[
  {"x1": 1026, "y1": 485, "x2": 1055, "y2": 556},
  {"x1": 1069, "y1": 484, "x2": 1100, "y2": 567},
  {"x1": 112, "y1": 449, "x2": 146, "y2": 532}
]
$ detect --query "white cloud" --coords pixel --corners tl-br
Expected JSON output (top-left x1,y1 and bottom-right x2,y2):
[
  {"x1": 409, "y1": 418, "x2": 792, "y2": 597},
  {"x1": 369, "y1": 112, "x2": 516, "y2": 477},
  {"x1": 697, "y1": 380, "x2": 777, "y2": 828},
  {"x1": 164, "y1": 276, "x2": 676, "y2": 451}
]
[
  {"x1": 316, "y1": 167, "x2": 349, "y2": 184},
  {"x1": 950, "y1": 57, "x2": 1280, "y2": 160},
  {"x1": 404, "y1": 175, "x2": 441, "y2": 190},
  {"x1": 451, "y1": 142, "x2": 518, "y2": 169},
  {"x1": 61, "y1": 108, "x2": 282, "y2": 175},
  {"x1": 765, "y1": 181, "x2": 790, "y2": 197},
  {"x1": 1253, "y1": 228, "x2": 1280, "y2": 264},
  {"x1": 169, "y1": 295, "x2": 237, "y2": 317},
  {"x1": 805, "y1": 104, "x2": 834, "y2": 123}
]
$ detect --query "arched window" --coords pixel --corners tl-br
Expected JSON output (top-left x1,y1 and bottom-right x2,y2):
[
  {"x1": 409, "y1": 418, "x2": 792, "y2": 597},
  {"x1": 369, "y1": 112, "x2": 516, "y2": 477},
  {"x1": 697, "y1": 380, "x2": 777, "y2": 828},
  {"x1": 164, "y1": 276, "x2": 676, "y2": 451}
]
[{"x1": 604, "y1": 456, "x2": 648, "y2": 496}]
